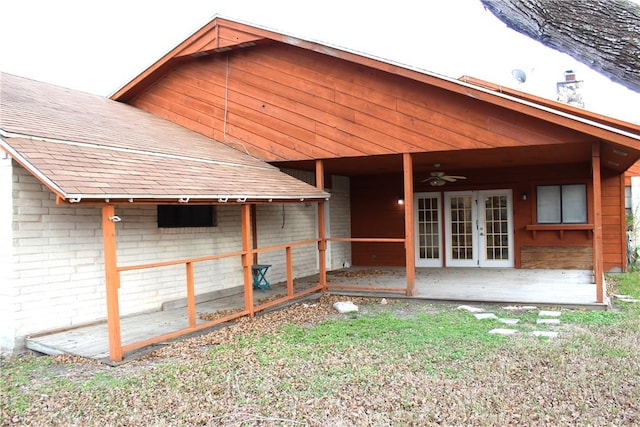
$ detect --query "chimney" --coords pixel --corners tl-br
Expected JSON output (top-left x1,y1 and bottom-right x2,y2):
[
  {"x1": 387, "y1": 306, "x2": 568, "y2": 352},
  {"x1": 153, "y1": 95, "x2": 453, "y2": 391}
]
[
  {"x1": 564, "y1": 70, "x2": 576, "y2": 82},
  {"x1": 557, "y1": 70, "x2": 584, "y2": 108}
]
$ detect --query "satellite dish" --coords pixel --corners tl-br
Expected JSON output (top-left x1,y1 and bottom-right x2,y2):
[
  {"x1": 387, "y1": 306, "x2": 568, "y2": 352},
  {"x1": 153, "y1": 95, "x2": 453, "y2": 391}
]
[{"x1": 512, "y1": 69, "x2": 527, "y2": 83}]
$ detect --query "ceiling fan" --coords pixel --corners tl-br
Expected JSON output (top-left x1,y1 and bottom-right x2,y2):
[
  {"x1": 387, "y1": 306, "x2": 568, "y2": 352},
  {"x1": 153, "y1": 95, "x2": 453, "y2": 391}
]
[{"x1": 421, "y1": 165, "x2": 466, "y2": 186}]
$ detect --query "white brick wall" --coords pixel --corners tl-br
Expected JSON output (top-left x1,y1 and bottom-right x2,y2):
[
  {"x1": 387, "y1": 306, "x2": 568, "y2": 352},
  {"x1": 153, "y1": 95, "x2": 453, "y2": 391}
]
[
  {"x1": 10, "y1": 164, "x2": 106, "y2": 348},
  {"x1": 0, "y1": 155, "x2": 15, "y2": 352},
  {"x1": 328, "y1": 175, "x2": 352, "y2": 270},
  {"x1": 255, "y1": 203, "x2": 318, "y2": 282},
  {"x1": 6, "y1": 164, "x2": 248, "y2": 350},
  {"x1": 4, "y1": 163, "x2": 353, "y2": 352},
  {"x1": 631, "y1": 176, "x2": 640, "y2": 250},
  {"x1": 115, "y1": 204, "x2": 245, "y2": 315}
]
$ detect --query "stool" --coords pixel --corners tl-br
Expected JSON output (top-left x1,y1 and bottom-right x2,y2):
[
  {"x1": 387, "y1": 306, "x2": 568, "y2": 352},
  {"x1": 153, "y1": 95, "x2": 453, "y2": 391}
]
[{"x1": 251, "y1": 264, "x2": 272, "y2": 291}]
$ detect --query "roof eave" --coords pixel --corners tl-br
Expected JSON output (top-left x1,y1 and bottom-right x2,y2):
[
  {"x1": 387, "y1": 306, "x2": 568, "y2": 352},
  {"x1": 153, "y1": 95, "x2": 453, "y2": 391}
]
[
  {"x1": 1, "y1": 136, "x2": 330, "y2": 206},
  {"x1": 58, "y1": 193, "x2": 330, "y2": 205}
]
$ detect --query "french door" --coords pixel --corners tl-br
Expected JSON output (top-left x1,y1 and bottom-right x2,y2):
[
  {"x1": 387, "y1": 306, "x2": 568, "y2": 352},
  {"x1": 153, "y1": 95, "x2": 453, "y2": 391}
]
[
  {"x1": 444, "y1": 190, "x2": 513, "y2": 267},
  {"x1": 414, "y1": 192, "x2": 443, "y2": 267},
  {"x1": 415, "y1": 190, "x2": 514, "y2": 267}
]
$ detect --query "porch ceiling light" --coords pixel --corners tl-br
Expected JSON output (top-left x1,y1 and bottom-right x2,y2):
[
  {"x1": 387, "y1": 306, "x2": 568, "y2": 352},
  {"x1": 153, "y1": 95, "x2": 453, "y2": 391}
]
[{"x1": 429, "y1": 179, "x2": 446, "y2": 187}]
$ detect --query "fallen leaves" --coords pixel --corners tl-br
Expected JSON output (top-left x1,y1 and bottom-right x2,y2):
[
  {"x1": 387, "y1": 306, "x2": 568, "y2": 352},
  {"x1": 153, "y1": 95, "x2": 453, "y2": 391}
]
[{"x1": 4, "y1": 297, "x2": 640, "y2": 426}]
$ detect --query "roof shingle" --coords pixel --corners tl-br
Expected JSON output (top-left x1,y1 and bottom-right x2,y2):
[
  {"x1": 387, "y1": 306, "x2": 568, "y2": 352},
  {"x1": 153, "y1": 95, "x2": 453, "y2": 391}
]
[{"x1": 0, "y1": 73, "x2": 328, "y2": 203}]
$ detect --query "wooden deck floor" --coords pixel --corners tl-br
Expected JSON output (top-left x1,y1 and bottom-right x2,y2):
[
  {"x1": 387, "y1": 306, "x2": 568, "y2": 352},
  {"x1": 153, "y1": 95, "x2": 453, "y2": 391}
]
[{"x1": 26, "y1": 268, "x2": 604, "y2": 362}]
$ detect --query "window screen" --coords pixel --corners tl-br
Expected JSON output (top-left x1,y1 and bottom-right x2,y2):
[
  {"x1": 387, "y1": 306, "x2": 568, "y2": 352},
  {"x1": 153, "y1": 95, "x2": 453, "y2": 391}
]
[
  {"x1": 157, "y1": 205, "x2": 216, "y2": 228},
  {"x1": 536, "y1": 184, "x2": 587, "y2": 224}
]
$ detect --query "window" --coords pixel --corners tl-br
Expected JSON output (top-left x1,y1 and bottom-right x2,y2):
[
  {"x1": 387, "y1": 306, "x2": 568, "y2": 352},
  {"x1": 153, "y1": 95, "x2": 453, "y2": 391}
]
[
  {"x1": 536, "y1": 184, "x2": 587, "y2": 224},
  {"x1": 625, "y1": 186, "x2": 632, "y2": 216},
  {"x1": 157, "y1": 205, "x2": 216, "y2": 228}
]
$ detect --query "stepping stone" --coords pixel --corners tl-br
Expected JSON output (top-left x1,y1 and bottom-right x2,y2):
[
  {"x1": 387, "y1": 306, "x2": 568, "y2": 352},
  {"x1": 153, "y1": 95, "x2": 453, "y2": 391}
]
[
  {"x1": 333, "y1": 301, "x2": 358, "y2": 313},
  {"x1": 474, "y1": 313, "x2": 498, "y2": 320},
  {"x1": 537, "y1": 318, "x2": 560, "y2": 325},
  {"x1": 503, "y1": 305, "x2": 537, "y2": 311},
  {"x1": 538, "y1": 310, "x2": 562, "y2": 317},
  {"x1": 498, "y1": 318, "x2": 520, "y2": 325},
  {"x1": 489, "y1": 328, "x2": 518, "y2": 335},
  {"x1": 532, "y1": 331, "x2": 559, "y2": 338},
  {"x1": 458, "y1": 305, "x2": 485, "y2": 313},
  {"x1": 617, "y1": 297, "x2": 640, "y2": 303}
]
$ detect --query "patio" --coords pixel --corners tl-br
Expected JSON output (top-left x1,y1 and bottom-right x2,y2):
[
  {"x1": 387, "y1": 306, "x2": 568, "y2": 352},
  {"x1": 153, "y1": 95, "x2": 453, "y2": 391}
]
[{"x1": 26, "y1": 268, "x2": 604, "y2": 362}]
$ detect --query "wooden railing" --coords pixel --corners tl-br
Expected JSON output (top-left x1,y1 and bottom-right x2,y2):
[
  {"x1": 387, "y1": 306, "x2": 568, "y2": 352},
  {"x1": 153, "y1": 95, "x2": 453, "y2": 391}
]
[{"x1": 113, "y1": 239, "x2": 323, "y2": 359}]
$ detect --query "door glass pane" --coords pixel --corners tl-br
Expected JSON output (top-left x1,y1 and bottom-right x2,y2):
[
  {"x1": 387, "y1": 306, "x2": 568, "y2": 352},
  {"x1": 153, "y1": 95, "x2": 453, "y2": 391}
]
[
  {"x1": 417, "y1": 196, "x2": 439, "y2": 260},
  {"x1": 484, "y1": 195, "x2": 509, "y2": 260},
  {"x1": 450, "y1": 196, "x2": 473, "y2": 260},
  {"x1": 562, "y1": 184, "x2": 587, "y2": 223}
]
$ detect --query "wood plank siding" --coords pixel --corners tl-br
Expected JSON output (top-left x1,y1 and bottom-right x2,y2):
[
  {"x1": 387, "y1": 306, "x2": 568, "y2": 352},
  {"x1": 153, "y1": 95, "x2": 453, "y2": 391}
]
[
  {"x1": 601, "y1": 172, "x2": 625, "y2": 271},
  {"x1": 349, "y1": 163, "x2": 627, "y2": 271},
  {"x1": 129, "y1": 43, "x2": 594, "y2": 164},
  {"x1": 121, "y1": 37, "x2": 632, "y2": 273}
]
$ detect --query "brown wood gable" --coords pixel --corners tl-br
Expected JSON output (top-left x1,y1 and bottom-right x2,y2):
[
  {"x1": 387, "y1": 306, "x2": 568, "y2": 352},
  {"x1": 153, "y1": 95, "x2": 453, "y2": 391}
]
[
  {"x1": 124, "y1": 43, "x2": 602, "y2": 164},
  {"x1": 112, "y1": 17, "x2": 640, "y2": 174},
  {"x1": 173, "y1": 22, "x2": 265, "y2": 59}
]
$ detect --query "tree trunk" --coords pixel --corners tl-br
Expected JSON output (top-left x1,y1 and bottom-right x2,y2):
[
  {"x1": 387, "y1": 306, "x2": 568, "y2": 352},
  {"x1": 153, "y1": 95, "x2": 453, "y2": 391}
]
[{"x1": 480, "y1": 0, "x2": 640, "y2": 92}]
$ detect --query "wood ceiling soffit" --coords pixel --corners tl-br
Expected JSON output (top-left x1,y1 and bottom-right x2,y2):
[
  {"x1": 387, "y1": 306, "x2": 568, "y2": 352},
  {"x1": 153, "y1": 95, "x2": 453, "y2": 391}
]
[{"x1": 600, "y1": 143, "x2": 639, "y2": 173}]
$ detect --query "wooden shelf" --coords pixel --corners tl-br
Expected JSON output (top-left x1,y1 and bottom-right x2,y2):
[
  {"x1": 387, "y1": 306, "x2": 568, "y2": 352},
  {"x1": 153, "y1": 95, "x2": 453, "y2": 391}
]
[{"x1": 525, "y1": 224, "x2": 594, "y2": 240}]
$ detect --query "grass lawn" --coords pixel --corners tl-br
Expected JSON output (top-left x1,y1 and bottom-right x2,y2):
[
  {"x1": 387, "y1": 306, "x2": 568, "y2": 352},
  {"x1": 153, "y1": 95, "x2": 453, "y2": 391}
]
[{"x1": 2, "y1": 273, "x2": 639, "y2": 426}]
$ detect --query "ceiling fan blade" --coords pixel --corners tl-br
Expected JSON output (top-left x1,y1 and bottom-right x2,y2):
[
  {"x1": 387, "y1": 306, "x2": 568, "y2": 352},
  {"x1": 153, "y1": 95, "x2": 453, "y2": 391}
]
[
  {"x1": 421, "y1": 176, "x2": 437, "y2": 182},
  {"x1": 446, "y1": 175, "x2": 467, "y2": 180},
  {"x1": 441, "y1": 176, "x2": 457, "y2": 182}
]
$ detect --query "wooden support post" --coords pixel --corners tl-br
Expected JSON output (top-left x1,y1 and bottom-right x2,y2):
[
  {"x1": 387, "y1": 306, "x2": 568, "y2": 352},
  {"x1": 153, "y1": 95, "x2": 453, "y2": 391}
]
[
  {"x1": 251, "y1": 204, "x2": 258, "y2": 265},
  {"x1": 316, "y1": 159, "x2": 327, "y2": 291},
  {"x1": 186, "y1": 262, "x2": 196, "y2": 328},
  {"x1": 592, "y1": 142, "x2": 604, "y2": 303},
  {"x1": 286, "y1": 246, "x2": 294, "y2": 296},
  {"x1": 240, "y1": 204, "x2": 254, "y2": 317},
  {"x1": 403, "y1": 153, "x2": 416, "y2": 296},
  {"x1": 101, "y1": 205, "x2": 123, "y2": 362}
]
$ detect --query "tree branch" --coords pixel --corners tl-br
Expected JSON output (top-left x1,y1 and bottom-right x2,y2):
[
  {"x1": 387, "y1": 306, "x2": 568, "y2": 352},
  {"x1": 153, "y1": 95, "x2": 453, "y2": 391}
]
[{"x1": 480, "y1": 0, "x2": 640, "y2": 92}]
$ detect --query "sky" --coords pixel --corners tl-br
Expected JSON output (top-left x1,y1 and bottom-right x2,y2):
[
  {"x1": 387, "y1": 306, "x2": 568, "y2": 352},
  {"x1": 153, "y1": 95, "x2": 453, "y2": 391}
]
[{"x1": 1, "y1": 0, "x2": 638, "y2": 124}]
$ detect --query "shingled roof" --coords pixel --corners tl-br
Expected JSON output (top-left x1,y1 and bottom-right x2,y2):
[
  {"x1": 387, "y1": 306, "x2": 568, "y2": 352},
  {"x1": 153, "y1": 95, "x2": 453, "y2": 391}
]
[{"x1": 0, "y1": 73, "x2": 328, "y2": 204}]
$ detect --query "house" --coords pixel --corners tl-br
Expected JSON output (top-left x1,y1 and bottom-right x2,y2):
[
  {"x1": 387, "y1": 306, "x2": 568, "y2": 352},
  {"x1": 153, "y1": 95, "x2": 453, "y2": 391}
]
[
  {"x1": 2, "y1": 16, "x2": 639, "y2": 361},
  {"x1": 111, "y1": 17, "x2": 640, "y2": 278}
]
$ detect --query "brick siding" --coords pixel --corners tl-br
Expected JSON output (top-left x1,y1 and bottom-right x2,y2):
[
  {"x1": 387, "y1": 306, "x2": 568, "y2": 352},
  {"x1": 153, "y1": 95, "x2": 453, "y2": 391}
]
[{"x1": 3, "y1": 162, "x2": 351, "y2": 352}]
